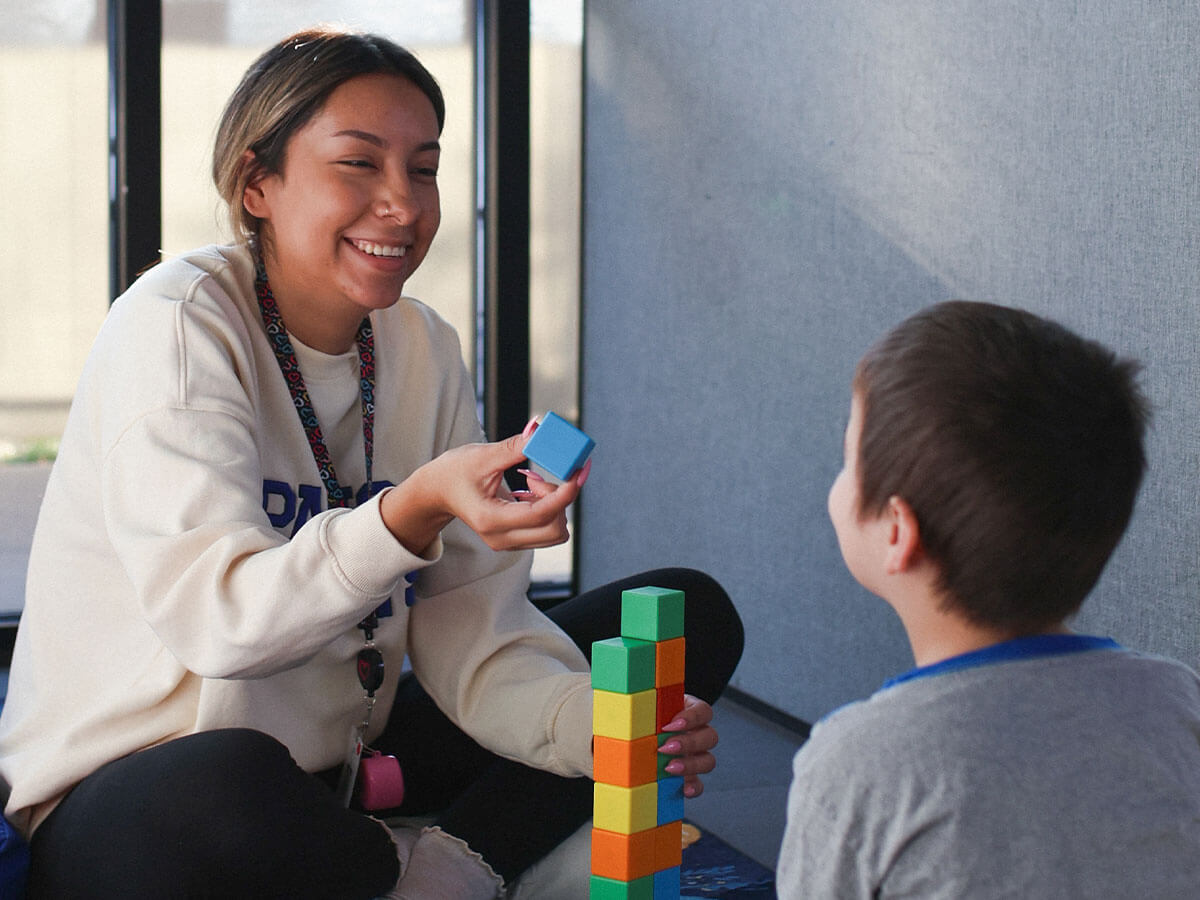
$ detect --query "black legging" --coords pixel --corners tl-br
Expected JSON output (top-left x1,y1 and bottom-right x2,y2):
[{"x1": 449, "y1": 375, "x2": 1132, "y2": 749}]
[{"x1": 28, "y1": 568, "x2": 743, "y2": 899}]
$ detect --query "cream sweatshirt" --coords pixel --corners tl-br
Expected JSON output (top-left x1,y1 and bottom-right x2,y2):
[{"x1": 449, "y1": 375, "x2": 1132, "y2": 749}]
[{"x1": 0, "y1": 244, "x2": 593, "y2": 835}]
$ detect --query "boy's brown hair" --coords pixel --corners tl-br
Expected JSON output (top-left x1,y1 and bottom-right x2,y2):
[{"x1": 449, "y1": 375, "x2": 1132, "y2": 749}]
[{"x1": 853, "y1": 301, "x2": 1150, "y2": 633}]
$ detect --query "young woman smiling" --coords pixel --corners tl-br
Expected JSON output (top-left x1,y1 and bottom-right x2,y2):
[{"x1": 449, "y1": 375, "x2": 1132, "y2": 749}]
[{"x1": 0, "y1": 27, "x2": 743, "y2": 900}]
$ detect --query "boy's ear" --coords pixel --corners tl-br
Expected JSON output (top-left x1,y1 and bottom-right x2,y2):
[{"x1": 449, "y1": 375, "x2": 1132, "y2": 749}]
[{"x1": 884, "y1": 496, "x2": 923, "y2": 574}]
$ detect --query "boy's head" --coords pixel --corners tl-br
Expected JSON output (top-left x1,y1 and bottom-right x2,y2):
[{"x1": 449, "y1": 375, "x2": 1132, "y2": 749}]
[{"x1": 845, "y1": 300, "x2": 1150, "y2": 634}]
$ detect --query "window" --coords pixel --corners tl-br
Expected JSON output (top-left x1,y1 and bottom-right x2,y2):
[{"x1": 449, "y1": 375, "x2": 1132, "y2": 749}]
[
  {"x1": 528, "y1": 0, "x2": 582, "y2": 587},
  {"x1": 0, "y1": 1, "x2": 583, "y2": 622},
  {"x1": 0, "y1": 1, "x2": 109, "y2": 622}
]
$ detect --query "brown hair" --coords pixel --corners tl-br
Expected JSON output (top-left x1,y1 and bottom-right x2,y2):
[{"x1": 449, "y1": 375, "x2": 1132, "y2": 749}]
[
  {"x1": 854, "y1": 301, "x2": 1150, "y2": 632},
  {"x1": 212, "y1": 27, "x2": 445, "y2": 242}
]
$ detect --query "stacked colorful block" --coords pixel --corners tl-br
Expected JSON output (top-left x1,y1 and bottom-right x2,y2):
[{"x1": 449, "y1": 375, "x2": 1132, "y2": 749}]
[{"x1": 591, "y1": 587, "x2": 686, "y2": 899}]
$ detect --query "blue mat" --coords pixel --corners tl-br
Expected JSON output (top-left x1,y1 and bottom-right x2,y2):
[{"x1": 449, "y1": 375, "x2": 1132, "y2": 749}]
[{"x1": 681, "y1": 823, "x2": 777, "y2": 898}]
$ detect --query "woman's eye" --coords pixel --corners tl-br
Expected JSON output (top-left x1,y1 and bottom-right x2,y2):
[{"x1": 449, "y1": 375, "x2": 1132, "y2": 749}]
[
  {"x1": 412, "y1": 167, "x2": 438, "y2": 179},
  {"x1": 339, "y1": 159, "x2": 375, "y2": 169}
]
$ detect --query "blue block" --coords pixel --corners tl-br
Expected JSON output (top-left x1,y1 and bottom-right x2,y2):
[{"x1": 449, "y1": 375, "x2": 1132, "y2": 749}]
[
  {"x1": 523, "y1": 411, "x2": 595, "y2": 483},
  {"x1": 652, "y1": 866, "x2": 680, "y2": 899},
  {"x1": 657, "y1": 776, "x2": 685, "y2": 824}
]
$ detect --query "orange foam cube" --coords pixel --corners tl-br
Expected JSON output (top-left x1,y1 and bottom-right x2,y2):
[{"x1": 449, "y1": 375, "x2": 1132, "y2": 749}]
[
  {"x1": 591, "y1": 826, "x2": 657, "y2": 881},
  {"x1": 655, "y1": 637, "x2": 686, "y2": 687},
  {"x1": 653, "y1": 820, "x2": 683, "y2": 870},
  {"x1": 594, "y1": 734, "x2": 658, "y2": 787}
]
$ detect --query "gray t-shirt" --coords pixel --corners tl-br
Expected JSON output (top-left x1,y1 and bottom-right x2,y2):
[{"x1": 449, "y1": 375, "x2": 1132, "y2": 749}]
[{"x1": 777, "y1": 637, "x2": 1200, "y2": 898}]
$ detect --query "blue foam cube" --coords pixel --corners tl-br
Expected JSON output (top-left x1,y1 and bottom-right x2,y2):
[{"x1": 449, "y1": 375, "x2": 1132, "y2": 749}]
[
  {"x1": 657, "y1": 776, "x2": 685, "y2": 824},
  {"x1": 652, "y1": 866, "x2": 680, "y2": 899},
  {"x1": 522, "y1": 411, "x2": 595, "y2": 483}
]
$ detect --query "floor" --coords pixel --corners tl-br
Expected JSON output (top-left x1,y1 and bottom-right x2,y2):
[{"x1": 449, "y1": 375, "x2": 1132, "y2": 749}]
[{"x1": 685, "y1": 695, "x2": 809, "y2": 872}]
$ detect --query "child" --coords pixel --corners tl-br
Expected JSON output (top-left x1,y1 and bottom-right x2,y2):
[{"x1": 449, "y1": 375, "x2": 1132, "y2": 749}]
[{"x1": 777, "y1": 301, "x2": 1200, "y2": 898}]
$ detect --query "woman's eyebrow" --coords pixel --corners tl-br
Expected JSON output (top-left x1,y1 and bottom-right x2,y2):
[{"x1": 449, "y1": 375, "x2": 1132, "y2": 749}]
[
  {"x1": 333, "y1": 128, "x2": 386, "y2": 146},
  {"x1": 332, "y1": 129, "x2": 440, "y2": 153}
]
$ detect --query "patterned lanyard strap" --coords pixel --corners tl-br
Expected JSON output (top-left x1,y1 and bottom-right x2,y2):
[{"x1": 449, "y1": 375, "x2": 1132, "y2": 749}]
[
  {"x1": 253, "y1": 256, "x2": 377, "y2": 507},
  {"x1": 253, "y1": 257, "x2": 387, "y2": 709}
]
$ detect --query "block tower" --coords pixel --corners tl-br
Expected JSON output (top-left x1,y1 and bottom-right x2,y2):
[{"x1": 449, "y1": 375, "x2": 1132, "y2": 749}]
[{"x1": 590, "y1": 587, "x2": 686, "y2": 899}]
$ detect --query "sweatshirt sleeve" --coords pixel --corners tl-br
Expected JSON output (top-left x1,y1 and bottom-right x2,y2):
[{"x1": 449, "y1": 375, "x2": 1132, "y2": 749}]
[
  {"x1": 397, "y1": 306, "x2": 594, "y2": 779},
  {"x1": 405, "y1": 530, "x2": 593, "y2": 778},
  {"x1": 776, "y1": 712, "x2": 887, "y2": 900}
]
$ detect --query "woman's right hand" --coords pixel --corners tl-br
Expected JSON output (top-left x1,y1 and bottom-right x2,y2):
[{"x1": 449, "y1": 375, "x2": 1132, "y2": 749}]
[{"x1": 378, "y1": 424, "x2": 590, "y2": 556}]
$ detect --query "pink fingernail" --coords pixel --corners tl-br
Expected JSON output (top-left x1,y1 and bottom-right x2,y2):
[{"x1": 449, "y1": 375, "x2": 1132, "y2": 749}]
[
  {"x1": 522, "y1": 417, "x2": 539, "y2": 439},
  {"x1": 665, "y1": 760, "x2": 685, "y2": 775},
  {"x1": 658, "y1": 739, "x2": 681, "y2": 754},
  {"x1": 663, "y1": 717, "x2": 687, "y2": 732},
  {"x1": 518, "y1": 468, "x2": 545, "y2": 483},
  {"x1": 576, "y1": 458, "x2": 593, "y2": 487}
]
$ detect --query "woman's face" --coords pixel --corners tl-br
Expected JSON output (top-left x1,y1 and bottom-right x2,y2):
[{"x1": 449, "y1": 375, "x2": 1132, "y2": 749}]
[{"x1": 245, "y1": 72, "x2": 441, "y2": 350}]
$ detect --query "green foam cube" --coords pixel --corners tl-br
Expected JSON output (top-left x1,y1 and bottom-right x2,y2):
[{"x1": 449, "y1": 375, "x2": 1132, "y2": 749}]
[
  {"x1": 590, "y1": 874, "x2": 654, "y2": 899},
  {"x1": 620, "y1": 587, "x2": 685, "y2": 642},
  {"x1": 592, "y1": 637, "x2": 657, "y2": 693}
]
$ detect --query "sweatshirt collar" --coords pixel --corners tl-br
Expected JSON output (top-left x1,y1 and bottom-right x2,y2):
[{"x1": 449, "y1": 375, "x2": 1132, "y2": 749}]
[{"x1": 882, "y1": 633, "x2": 1121, "y2": 690}]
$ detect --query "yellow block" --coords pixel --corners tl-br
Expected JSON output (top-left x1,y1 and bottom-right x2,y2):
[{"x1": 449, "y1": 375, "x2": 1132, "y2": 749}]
[
  {"x1": 593, "y1": 688, "x2": 656, "y2": 740},
  {"x1": 594, "y1": 781, "x2": 657, "y2": 834}
]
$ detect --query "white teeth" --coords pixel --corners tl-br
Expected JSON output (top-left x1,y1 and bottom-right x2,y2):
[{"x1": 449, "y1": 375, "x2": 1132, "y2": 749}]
[{"x1": 353, "y1": 240, "x2": 407, "y2": 258}]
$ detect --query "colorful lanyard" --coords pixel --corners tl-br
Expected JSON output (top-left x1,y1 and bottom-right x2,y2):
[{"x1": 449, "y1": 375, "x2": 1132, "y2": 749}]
[
  {"x1": 254, "y1": 258, "x2": 377, "y2": 508},
  {"x1": 253, "y1": 258, "x2": 387, "y2": 727}
]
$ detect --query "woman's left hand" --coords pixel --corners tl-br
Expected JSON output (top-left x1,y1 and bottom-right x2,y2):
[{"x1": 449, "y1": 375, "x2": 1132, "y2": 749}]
[{"x1": 657, "y1": 694, "x2": 718, "y2": 798}]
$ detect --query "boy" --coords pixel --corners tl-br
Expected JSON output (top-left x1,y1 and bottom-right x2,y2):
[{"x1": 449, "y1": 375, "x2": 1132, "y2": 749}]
[{"x1": 777, "y1": 301, "x2": 1200, "y2": 898}]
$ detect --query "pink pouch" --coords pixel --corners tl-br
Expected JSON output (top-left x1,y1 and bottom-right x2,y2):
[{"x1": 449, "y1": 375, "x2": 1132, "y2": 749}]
[{"x1": 356, "y1": 751, "x2": 406, "y2": 810}]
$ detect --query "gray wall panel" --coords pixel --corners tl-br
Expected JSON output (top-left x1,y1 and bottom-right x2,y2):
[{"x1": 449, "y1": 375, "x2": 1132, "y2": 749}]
[{"x1": 580, "y1": 2, "x2": 1200, "y2": 723}]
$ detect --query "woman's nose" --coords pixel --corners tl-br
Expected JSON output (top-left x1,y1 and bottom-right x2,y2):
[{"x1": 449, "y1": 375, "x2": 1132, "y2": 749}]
[{"x1": 376, "y1": 176, "x2": 419, "y2": 224}]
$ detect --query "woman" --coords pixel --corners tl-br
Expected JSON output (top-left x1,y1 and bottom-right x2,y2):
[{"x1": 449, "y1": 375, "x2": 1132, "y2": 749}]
[{"x1": 0, "y1": 28, "x2": 743, "y2": 899}]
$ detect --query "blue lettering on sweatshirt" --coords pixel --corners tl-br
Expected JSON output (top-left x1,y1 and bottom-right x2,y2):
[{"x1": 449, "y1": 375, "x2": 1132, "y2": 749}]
[{"x1": 262, "y1": 478, "x2": 396, "y2": 537}]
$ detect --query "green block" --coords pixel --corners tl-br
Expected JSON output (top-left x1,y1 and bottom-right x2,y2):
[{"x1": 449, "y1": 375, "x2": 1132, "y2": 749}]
[
  {"x1": 590, "y1": 874, "x2": 654, "y2": 899},
  {"x1": 620, "y1": 587, "x2": 685, "y2": 642},
  {"x1": 592, "y1": 637, "x2": 657, "y2": 693},
  {"x1": 656, "y1": 733, "x2": 674, "y2": 778}
]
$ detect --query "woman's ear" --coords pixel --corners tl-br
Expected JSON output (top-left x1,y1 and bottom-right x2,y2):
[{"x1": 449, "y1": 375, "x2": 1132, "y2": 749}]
[
  {"x1": 240, "y1": 151, "x2": 269, "y2": 219},
  {"x1": 884, "y1": 496, "x2": 923, "y2": 575}
]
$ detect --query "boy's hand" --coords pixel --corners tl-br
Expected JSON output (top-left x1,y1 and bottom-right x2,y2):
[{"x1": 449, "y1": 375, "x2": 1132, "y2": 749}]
[{"x1": 657, "y1": 694, "x2": 718, "y2": 797}]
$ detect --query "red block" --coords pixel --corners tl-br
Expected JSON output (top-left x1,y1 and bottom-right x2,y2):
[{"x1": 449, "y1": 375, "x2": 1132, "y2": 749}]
[{"x1": 656, "y1": 683, "x2": 686, "y2": 732}]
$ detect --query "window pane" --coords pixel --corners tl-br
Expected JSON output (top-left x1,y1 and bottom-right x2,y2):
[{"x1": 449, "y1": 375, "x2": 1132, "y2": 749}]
[
  {"x1": 161, "y1": 0, "x2": 475, "y2": 366},
  {"x1": 0, "y1": 0, "x2": 109, "y2": 621},
  {"x1": 529, "y1": 0, "x2": 583, "y2": 586}
]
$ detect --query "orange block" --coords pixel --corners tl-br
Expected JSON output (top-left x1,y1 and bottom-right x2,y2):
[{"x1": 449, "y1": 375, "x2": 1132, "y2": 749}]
[
  {"x1": 655, "y1": 637, "x2": 686, "y2": 686},
  {"x1": 594, "y1": 734, "x2": 658, "y2": 787},
  {"x1": 653, "y1": 820, "x2": 683, "y2": 870},
  {"x1": 656, "y1": 683, "x2": 686, "y2": 732},
  {"x1": 591, "y1": 826, "x2": 657, "y2": 881}
]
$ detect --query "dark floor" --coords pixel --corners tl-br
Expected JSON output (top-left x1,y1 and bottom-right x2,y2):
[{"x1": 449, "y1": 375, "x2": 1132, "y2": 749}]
[{"x1": 687, "y1": 693, "x2": 809, "y2": 870}]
